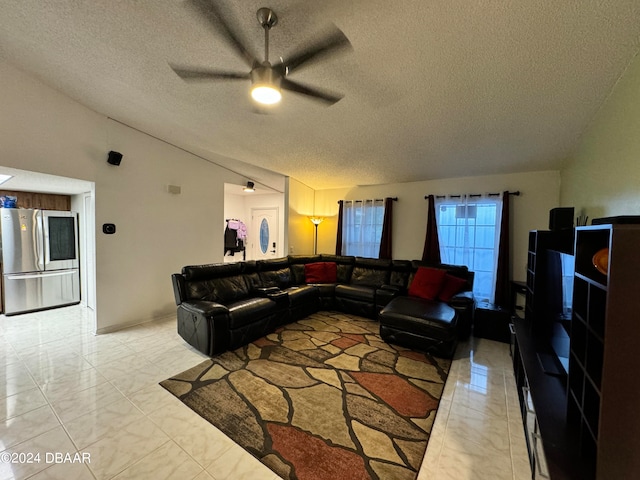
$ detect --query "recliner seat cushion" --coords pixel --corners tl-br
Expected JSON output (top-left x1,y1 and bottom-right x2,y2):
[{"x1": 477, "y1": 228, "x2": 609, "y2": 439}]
[
  {"x1": 379, "y1": 296, "x2": 457, "y2": 340},
  {"x1": 284, "y1": 285, "x2": 319, "y2": 306},
  {"x1": 335, "y1": 284, "x2": 375, "y2": 302},
  {"x1": 227, "y1": 297, "x2": 280, "y2": 328}
]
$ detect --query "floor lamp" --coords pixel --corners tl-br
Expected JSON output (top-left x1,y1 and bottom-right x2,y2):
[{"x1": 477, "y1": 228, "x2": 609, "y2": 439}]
[{"x1": 309, "y1": 216, "x2": 324, "y2": 254}]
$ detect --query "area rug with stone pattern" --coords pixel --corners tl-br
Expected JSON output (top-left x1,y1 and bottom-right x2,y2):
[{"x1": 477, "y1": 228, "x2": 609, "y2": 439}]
[{"x1": 160, "y1": 311, "x2": 450, "y2": 480}]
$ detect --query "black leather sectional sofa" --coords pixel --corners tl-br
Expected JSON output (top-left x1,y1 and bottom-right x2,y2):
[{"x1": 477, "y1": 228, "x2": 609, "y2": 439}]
[{"x1": 171, "y1": 254, "x2": 474, "y2": 358}]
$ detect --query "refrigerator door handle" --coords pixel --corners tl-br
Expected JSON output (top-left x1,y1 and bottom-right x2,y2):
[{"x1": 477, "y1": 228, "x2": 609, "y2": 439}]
[
  {"x1": 36, "y1": 210, "x2": 45, "y2": 271},
  {"x1": 6, "y1": 270, "x2": 77, "y2": 280}
]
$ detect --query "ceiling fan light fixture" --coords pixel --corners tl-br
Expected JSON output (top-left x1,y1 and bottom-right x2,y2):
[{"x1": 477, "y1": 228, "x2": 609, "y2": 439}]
[
  {"x1": 251, "y1": 85, "x2": 281, "y2": 105},
  {"x1": 250, "y1": 66, "x2": 282, "y2": 105}
]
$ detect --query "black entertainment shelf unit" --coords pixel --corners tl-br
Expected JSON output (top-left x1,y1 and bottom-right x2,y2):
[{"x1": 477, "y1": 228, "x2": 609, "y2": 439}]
[
  {"x1": 512, "y1": 317, "x2": 589, "y2": 479},
  {"x1": 516, "y1": 225, "x2": 640, "y2": 479}
]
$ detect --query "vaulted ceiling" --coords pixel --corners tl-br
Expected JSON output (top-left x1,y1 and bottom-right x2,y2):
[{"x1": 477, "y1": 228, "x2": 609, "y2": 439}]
[{"x1": 1, "y1": 0, "x2": 639, "y2": 189}]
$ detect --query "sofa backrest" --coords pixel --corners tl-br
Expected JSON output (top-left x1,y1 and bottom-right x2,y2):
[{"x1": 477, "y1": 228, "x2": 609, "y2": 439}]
[
  {"x1": 350, "y1": 257, "x2": 392, "y2": 287},
  {"x1": 181, "y1": 263, "x2": 252, "y2": 304},
  {"x1": 320, "y1": 254, "x2": 355, "y2": 283},
  {"x1": 389, "y1": 260, "x2": 412, "y2": 289},
  {"x1": 256, "y1": 258, "x2": 292, "y2": 289}
]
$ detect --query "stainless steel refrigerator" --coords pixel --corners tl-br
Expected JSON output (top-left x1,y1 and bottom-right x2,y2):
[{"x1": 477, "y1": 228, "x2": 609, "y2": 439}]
[{"x1": 0, "y1": 208, "x2": 80, "y2": 315}]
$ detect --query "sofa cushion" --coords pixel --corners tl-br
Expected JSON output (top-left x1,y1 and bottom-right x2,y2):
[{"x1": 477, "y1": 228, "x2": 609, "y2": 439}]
[
  {"x1": 257, "y1": 257, "x2": 292, "y2": 288},
  {"x1": 305, "y1": 262, "x2": 338, "y2": 283},
  {"x1": 389, "y1": 260, "x2": 412, "y2": 289},
  {"x1": 335, "y1": 284, "x2": 375, "y2": 302},
  {"x1": 185, "y1": 274, "x2": 251, "y2": 304},
  {"x1": 320, "y1": 254, "x2": 355, "y2": 283},
  {"x1": 350, "y1": 258, "x2": 391, "y2": 287},
  {"x1": 259, "y1": 268, "x2": 291, "y2": 289},
  {"x1": 288, "y1": 255, "x2": 321, "y2": 284},
  {"x1": 227, "y1": 297, "x2": 280, "y2": 328},
  {"x1": 284, "y1": 285, "x2": 320, "y2": 307},
  {"x1": 438, "y1": 274, "x2": 468, "y2": 302},
  {"x1": 408, "y1": 267, "x2": 446, "y2": 300},
  {"x1": 379, "y1": 296, "x2": 457, "y2": 337}
]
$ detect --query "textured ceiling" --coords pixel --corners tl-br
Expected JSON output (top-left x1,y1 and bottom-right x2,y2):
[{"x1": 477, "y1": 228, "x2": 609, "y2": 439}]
[{"x1": 1, "y1": 0, "x2": 639, "y2": 190}]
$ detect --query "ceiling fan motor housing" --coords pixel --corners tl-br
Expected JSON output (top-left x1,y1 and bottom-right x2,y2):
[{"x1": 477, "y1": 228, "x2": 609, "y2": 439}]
[{"x1": 251, "y1": 65, "x2": 281, "y2": 89}]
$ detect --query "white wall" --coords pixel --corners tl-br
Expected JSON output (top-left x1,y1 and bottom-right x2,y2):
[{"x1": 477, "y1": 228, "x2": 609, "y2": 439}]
[
  {"x1": 0, "y1": 59, "x2": 286, "y2": 332},
  {"x1": 314, "y1": 171, "x2": 561, "y2": 282},
  {"x1": 561, "y1": 52, "x2": 640, "y2": 219}
]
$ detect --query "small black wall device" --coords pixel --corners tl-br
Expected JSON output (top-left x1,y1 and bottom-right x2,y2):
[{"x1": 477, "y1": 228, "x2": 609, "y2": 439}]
[
  {"x1": 107, "y1": 151, "x2": 123, "y2": 166},
  {"x1": 103, "y1": 223, "x2": 116, "y2": 234},
  {"x1": 549, "y1": 207, "x2": 574, "y2": 230}
]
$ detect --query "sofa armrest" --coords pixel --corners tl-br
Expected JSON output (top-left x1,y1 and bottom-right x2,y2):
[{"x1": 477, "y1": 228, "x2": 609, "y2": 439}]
[
  {"x1": 376, "y1": 285, "x2": 403, "y2": 309},
  {"x1": 448, "y1": 290, "x2": 474, "y2": 308},
  {"x1": 180, "y1": 300, "x2": 229, "y2": 317},
  {"x1": 252, "y1": 286, "x2": 281, "y2": 297},
  {"x1": 178, "y1": 300, "x2": 230, "y2": 355},
  {"x1": 379, "y1": 284, "x2": 402, "y2": 294},
  {"x1": 171, "y1": 273, "x2": 187, "y2": 306},
  {"x1": 447, "y1": 291, "x2": 474, "y2": 339}
]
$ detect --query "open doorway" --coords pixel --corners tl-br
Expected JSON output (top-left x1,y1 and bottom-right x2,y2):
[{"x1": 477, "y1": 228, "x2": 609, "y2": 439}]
[
  {"x1": 223, "y1": 182, "x2": 285, "y2": 262},
  {"x1": 0, "y1": 165, "x2": 96, "y2": 326}
]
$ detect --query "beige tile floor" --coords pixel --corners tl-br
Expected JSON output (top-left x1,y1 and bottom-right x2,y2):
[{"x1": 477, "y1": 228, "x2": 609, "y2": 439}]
[{"x1": 0, "y1": 305, "x2": 531, "y2": 479}]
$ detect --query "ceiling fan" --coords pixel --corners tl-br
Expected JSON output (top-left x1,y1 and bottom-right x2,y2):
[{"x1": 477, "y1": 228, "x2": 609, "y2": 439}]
[{"x1": 170, "y1": 1, "x2": 352, "y2": 107}]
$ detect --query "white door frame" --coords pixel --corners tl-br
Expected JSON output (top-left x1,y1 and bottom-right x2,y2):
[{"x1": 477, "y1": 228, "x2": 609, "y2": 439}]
[{"x1": 251, "y1": 207, "x2": 279, "y2": 260}]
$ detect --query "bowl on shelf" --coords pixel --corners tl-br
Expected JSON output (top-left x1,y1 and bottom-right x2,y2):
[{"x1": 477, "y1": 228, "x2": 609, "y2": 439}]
[{"x1": 592, "y1": 248, "x2": 609, "y2": 275}]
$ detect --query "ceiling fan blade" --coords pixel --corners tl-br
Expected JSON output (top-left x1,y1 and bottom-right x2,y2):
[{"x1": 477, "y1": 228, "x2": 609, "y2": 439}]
[
  {"x1": 171, "y1": 65, "x2": 250, "y2": 81},
  {"x1": 186, "y1": 0, "x2": 258, "y2": 68},
  {"x1": 278, "y1": 27, "x2": 352, "y2": 75},
  {"x1": 281, "y1": 78, "x2": 343, "y2": 105}
]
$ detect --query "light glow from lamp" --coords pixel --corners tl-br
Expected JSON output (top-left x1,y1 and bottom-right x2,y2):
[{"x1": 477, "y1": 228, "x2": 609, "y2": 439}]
[
  {"x1": 309, "y1": 216, "x2": 324, "y2": 226},
  {"x1": 251, "y1": 84, "x2": 282, "y2": 105}
]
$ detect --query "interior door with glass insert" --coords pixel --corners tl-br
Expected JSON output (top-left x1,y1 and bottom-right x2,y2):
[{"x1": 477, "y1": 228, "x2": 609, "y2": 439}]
[{"x1": 251, "y1": 208, "x2": 279, "y2": 260}]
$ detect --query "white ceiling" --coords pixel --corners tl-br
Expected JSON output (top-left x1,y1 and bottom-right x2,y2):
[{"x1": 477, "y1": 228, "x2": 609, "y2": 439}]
[
  {"x1": 0, "y1": 166, "x2": 93, "y2": 195},
  {"x1": 1, "y1": 0, "x2": 639, "y2": 190}
]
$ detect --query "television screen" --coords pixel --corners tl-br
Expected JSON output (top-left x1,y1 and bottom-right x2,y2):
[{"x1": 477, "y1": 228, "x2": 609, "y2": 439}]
[
  {"x1": 547, "y1": 250, "x2": 574, "y2": 323},
  {"x1": 547, "y1": 250, "x2": 575, "y2": 375}
]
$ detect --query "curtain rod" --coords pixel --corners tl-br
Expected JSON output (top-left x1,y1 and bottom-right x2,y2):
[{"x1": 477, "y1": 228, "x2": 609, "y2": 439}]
[
  {"x1": 337, "y1": 197, "x2": 398, "y2": 204},
  {"x1": 424, "y1": 191, "x2": 520, "y2": 200}
]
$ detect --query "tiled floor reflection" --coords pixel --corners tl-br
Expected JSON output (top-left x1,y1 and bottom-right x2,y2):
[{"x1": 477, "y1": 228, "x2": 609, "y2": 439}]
[
  {"x1": 419, "y1": 338, "x2": 532, "y2": 480},
  {"x1": 1, "y1": 306, "x2": 530, "y2": 479}
]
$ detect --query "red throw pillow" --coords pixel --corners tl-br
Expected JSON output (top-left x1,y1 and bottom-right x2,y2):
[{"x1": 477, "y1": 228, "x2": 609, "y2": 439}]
[
  {"x1": 438, "y1": 274, "x2": 468, "y2": 302},
  {"x1": 305, "y1": 262, "x2": 337, "y2": 283},
  {"x1": 408, "y1": 267, "x2": 446, "y2": 300}
]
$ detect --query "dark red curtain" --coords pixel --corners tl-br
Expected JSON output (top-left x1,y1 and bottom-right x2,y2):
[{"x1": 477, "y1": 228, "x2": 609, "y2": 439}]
[
  {"x1": 494, "y1": 191, "x2": 511, "y2": 307},
  {"x1": 422, "y1": 195, "x2": 441, "y2": 263},
  {"x1": 378, "y1": 197, "x2": 394, "y2": 259},
  {"x1": 335, "y1": 200, "x2": 344, "y2": 255}
]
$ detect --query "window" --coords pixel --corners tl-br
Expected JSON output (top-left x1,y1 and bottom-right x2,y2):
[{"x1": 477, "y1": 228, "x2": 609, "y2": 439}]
[
  {"x1": 341, "y1": 199, "x2": 385, "y2": 258},
  {"x1": 435, "y1": 195, "x2": 502, "y2": 303}
]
